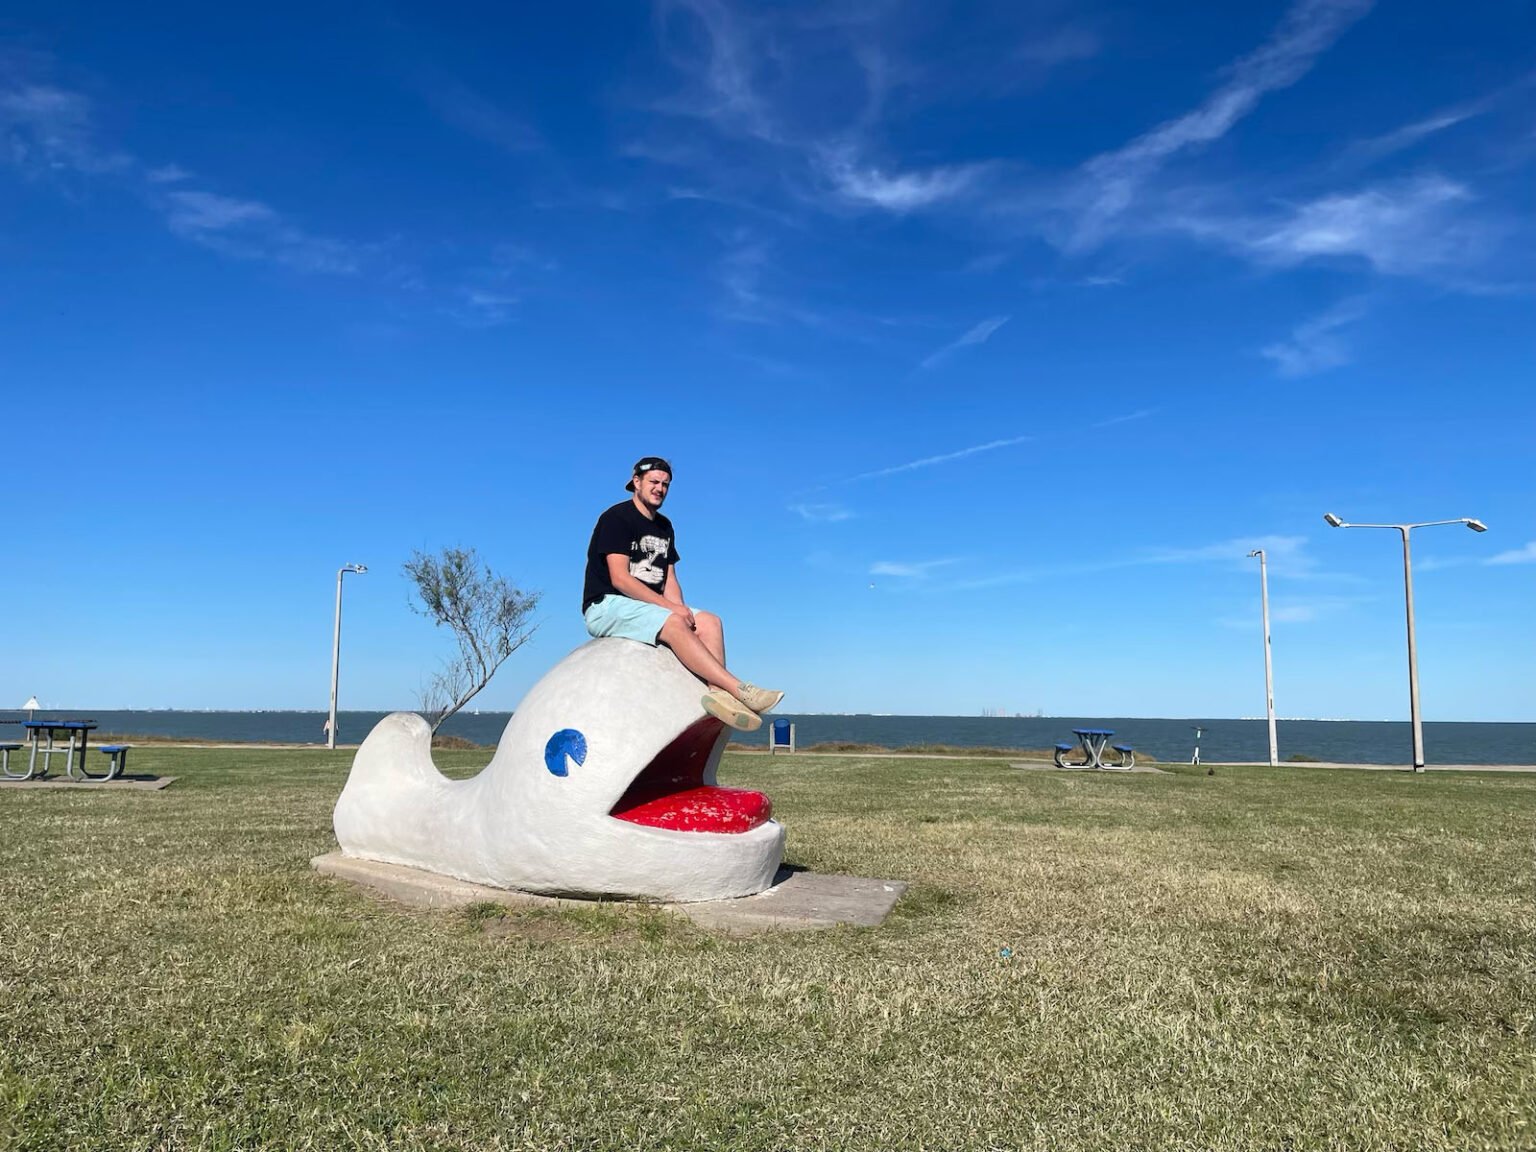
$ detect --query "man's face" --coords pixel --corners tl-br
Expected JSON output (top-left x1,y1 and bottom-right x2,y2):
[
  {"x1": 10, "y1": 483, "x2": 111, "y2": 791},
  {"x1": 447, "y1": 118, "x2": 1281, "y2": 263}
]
[{"x1": 633, "y1": 469, "x2": 671, "y2": 510}]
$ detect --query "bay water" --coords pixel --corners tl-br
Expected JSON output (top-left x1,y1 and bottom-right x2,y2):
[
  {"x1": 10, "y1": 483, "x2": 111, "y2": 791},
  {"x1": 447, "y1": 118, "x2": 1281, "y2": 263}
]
[{"x1": 7, "y1": 710, "x2": 1533, "y2": 765}]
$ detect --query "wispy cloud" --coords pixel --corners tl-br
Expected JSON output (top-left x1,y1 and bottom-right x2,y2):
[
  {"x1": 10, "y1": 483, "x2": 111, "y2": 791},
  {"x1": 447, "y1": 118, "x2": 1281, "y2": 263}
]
[
  {"x1": 870, "y1": 558, "x2": 957, "y2": 579},
  {"x1": 1413, "y1": 554, "x2": 1476, "y2": 574},
  {"x1": 919, "y1": 315, "x2": 1010, "y2": 370},
  {"x1": 1157, "y1": 174, "x2": 1506, "y2": 286},
  {"x1": 851, "y1": 433, "x2": 1031, "y2": 481},
  {"x1": 1141, "y1": 534, "x2": 1322, "y2": 576},
  {"x1": 649, "y1": 1, "x2": 996, "y2": 220},
  {"x1": 1246, "y1": 176, "x2": 1477, "y2": 274},
  {"x1": 145, "y1": 162, "x2": 192, "y2": 184},
  {"x1": 654, "y1": 0, "x2": 778, "y2": 142},
  {"x1": 949, "y1": 551, "x2": 1168, "y2": 592},
  {"x1": 790, "y1": 502, "x2": 853, "y2": 523},
  {"x1": 1486, "y1": 541, "x2": 1536, "y2": 565},
  {"x1": 1261, "y1": 297, "x2": 1367, "y2": 376},
  {"x1": 417, "y1": 74, "x2": 540, "y2": 153},
  {"x1": 819, "y1": 146, "x2": 985, "y2": 213},
  {"x1": 1092, "y1": 408, "x2": 1154, "y2": 429},
  {"x1": 163, "y1": 189, "x2": 275, "y2": 234},
  {"x1": 3, "y1": 60, "x2": 591, "y2": 309},
  {"x1": 661, "y1": 180, "x2": 801, "y2": 227},
  {"x1": 162, "y1": 189, "x2": 363, "y2": 274},
  {"x1": 446, "y1": 289, "x2": 520, "y2": 328},
  {"x1": 712, "y1": 231, "x2": 825, "y2": 326},
  {"x1": 0, "y1": 80, "x2": 130, "y2": 176},
  {"x1": 1348, "y1": 109, "x2": 1480, "y2": 165},
  {"x1": 717, "y1": 233, "x2": 770, "y2": 317},
  {"x1": 1342, "y1": 74, "x2": 1535, "y2": 168},
  {"x1": 1216, "y1": 593, "x2": 1365, "y2": 628},
  {"x1": 1016, "y1": 28, "x2": 1101, "y2": 67},
  {"x1": 962, "y1": 250, "x2": 1011, "y2": 274},
  {"x1": 1068, "y1": 0, "x2": 1375, "y2": 248},
  {"x1": 951, "y1": 534, "x2": 1331, "y2": 593},
  {"x1": 487, "y1": 242, "x2": 558, "y2": 274},
  {"x1": 1, "y1": 65, "x2": 365, "y2": 276},
  {"x1": 435, "y1": 243, "x2": 557, "y2": 328}
]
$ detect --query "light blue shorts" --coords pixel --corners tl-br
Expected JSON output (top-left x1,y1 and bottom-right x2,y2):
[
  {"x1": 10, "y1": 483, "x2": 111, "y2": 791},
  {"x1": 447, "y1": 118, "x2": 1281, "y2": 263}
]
[{"x1": 583, "y1": 594, "x2": 672, "y2": 645}]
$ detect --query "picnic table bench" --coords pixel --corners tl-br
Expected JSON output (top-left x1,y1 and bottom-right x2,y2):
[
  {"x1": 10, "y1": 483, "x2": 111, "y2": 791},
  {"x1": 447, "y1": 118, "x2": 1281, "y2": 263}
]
[
  {"x1": 97, "y1": 745, "x2": 132, "y2": 779},
  {"x1": 1, "y1": 721, "x2": 126, "y2": 782},
  {"x1": 1053, "y1": 729, "x2": 1134, "y2": 771}
]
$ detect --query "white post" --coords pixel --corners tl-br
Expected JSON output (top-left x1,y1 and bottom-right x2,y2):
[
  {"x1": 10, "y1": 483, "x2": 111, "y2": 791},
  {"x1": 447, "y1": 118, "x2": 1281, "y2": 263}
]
[
  {"x1": 328, "y1": 570, "x2": 344, "y2": 750},
  {"x1": 1322, "y1": 515, "x2": 1486, "y2": 772},
  {"x1": 1399, "y1": 527, "x2": 1424, "y2": 773},
  {"x1": 328, "y1": 564, "x2": 367, "y2": 750},
  {"x1": 1249, "y1": 550, "x2": 1279, "y2": 766}
]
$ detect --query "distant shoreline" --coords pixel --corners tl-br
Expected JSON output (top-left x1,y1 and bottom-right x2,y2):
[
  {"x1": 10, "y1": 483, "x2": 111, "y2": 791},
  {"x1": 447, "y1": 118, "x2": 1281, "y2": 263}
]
[
  {"x1": 7, "y1": 712, "x2": 1531, "y2": 766},
  {"x1": 10, "y1": 710, "x2": 1531, "y2": 724},
  {"x1": 9, "y1": 737, "x2": 1532, "y2": 773}
]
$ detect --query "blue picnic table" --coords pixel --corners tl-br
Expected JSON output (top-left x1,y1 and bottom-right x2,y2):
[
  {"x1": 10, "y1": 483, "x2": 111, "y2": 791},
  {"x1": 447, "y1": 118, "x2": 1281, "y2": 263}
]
[
  {"x1": 1053, "y1": 728, "x2": 1135, "y2": 771},
  {"x1": 1, "y1": 720, "x2": 122, "y2": 782}
]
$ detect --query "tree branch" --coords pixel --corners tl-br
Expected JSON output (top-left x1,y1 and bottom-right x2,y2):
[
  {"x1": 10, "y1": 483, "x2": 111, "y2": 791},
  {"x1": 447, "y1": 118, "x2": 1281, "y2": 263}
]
[{"x1": 405, "y1": 547, "x2": 541, "y2": 733}]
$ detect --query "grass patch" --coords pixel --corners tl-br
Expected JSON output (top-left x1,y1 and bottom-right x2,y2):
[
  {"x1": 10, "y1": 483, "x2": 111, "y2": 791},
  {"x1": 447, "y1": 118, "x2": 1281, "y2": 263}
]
[
  {"x1": 1, "y1": 747, "x2": 1533, "y2": 1149},
  {"x1": 429, "y1": 734, "x2": 485, "y2": 750},
  {"x1": 796, "y1": 741, "x2": 1059, "y2": 757},
  {"x1": 88, "y1": 732, "x2": 307, "y2": 746}
]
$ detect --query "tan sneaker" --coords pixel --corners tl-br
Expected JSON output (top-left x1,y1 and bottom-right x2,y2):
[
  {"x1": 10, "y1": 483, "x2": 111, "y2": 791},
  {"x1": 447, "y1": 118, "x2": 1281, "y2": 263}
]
[
  {"x1": 702, "y1": 688, "x2": 761, "y2": 732},
  {"x1": 734, "y1": 683, "x2": 784, "y2": 714}
]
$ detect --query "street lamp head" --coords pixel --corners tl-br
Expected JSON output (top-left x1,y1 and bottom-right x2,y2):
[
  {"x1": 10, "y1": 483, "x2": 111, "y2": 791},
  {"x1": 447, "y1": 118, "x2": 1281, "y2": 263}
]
[
  {"x1": 1247, "y1": 549, "x2": 1263, "y2": 558},
  {"x1": 1464, "y1": 519, "x2": 1487, "y2": 533},
  {"x1": 1323, "y1": 513, "x2": 1345, "y2": 528},
  {"x1": 341, "y1": 563, "x2": 368, "y2": 575}
]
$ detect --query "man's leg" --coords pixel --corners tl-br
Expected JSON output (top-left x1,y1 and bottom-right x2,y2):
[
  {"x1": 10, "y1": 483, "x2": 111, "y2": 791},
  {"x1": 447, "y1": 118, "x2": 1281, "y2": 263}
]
[
  {"x1": 659, "y1": 614, "x2": 737, "y2": 693},
  {"x1": 660, "y1": 612, "x2": 783, "y2": 716},
  {"x1": 693, "y1": 610, "x2": 726, "y2": 665}
]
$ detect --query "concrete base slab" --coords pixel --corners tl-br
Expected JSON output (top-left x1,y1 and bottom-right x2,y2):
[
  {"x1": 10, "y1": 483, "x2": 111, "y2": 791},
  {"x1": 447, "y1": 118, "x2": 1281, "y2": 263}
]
[
  {"x1": 682, "y1": 870, "x2": 908, "y2": 932},
  {"x1": 0, "y1": 775, "x2": 176, "y2": 791},
  {"x1": 312, "y1": 852, "x2": 906, "y2": 934}
]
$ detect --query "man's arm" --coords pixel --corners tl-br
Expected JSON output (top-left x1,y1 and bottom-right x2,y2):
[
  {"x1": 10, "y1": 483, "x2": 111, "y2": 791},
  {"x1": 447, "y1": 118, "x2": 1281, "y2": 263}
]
[
  {"x1": 606, "y1": 554, "x2": 694, "y2": 627},
  {"x1": 663, "y1": 566, "x2": 685, "y2": 607}
]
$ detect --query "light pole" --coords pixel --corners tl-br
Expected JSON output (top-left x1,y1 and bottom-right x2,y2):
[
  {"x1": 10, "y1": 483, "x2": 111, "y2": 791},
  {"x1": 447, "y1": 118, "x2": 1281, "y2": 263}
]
[
  {"x1": 328, "y1": 563, "x2": 368, "y2": 750},
  {"x1": 1247, "y1": 550, "x2": 1278, "y2": 766},
  {"x1": 1322, "y1": 514, "x2": 1487, "y2": 772}
]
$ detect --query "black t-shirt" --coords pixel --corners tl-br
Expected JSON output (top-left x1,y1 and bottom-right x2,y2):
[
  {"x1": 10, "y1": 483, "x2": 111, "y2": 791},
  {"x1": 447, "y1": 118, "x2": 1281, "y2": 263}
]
[{"x1": 582, "y1": 500, "x2": 682, "y2": 612}]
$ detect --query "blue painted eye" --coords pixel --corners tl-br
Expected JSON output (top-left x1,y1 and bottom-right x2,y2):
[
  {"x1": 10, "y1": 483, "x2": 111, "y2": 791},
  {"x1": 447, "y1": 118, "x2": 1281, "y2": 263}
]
[{"x1": 544, "y1": 729, "x2": 587, "y2": 777}]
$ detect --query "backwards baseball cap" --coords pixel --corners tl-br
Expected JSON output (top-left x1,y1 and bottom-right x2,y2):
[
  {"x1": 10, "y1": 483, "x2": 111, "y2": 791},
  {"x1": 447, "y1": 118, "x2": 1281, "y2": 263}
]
[{"x1": 626, "y1": 456, "x2": 673, "y2": 492}]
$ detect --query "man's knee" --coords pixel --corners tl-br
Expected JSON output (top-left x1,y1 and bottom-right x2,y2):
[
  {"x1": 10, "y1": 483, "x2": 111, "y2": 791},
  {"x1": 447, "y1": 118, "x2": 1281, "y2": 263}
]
[{"x1": 694, "y1": 610, "x2": 722, "y2": 635}]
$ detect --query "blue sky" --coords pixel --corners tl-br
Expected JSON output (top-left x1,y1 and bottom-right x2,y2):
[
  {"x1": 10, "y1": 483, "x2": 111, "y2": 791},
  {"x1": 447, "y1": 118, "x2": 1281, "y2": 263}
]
[{"x1": 3, "y1": 1, "x2": 1532, "y2": 722}]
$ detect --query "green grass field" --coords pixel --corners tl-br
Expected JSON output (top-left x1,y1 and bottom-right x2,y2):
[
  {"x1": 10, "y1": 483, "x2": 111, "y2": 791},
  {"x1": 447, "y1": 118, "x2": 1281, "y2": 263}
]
[{"x1": 1, "y1": 747, "x2": 1532, "y2": 1151}]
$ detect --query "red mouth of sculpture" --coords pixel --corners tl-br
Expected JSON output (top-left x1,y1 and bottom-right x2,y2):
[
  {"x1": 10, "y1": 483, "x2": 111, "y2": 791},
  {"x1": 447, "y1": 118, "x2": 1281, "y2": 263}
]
[{"x1": 610, "y1": 718, "x2": 772, "y2": 833}]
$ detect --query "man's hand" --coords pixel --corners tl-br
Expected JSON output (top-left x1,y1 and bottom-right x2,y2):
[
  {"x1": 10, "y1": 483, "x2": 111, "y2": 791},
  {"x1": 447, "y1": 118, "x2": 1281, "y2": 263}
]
[{"x1": 669, "y1": 602, "x2": 697, "y2": 630}]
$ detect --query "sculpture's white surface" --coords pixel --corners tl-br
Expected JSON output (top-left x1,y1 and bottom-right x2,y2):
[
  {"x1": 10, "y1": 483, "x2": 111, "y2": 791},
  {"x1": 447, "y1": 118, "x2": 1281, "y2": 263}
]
[{"x1": 333, "y1": 639, "x2": 785, "y2": 902}]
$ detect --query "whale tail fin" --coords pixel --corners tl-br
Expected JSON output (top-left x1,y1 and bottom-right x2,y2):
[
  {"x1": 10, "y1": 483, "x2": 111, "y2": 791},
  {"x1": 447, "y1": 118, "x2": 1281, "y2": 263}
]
[{"x1": 333, "y1": 711, "x2": 448, "y2": 854}]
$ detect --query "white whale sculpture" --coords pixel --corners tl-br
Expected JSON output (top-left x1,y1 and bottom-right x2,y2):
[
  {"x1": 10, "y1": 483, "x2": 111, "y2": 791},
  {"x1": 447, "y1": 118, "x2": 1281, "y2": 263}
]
[{"x1": 333, "y1": 638, "x2": 786, "y2": 902}]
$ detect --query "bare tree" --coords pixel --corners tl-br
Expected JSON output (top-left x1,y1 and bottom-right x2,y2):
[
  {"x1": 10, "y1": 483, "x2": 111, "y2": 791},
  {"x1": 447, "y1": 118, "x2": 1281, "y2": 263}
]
[{"x1": 403, "y1": 547, "x2": 540, "y2": 733}]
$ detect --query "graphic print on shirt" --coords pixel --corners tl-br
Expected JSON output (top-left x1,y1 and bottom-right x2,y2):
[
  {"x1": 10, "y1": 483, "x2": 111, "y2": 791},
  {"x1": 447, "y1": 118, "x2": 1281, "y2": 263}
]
[{"x1": 631, "y1": 535, "x2": 670, "y2": 587}]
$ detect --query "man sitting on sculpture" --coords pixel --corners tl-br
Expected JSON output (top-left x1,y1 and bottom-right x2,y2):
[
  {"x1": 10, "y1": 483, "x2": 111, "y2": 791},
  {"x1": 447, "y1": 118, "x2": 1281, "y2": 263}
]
[{"x1": 581, "y1": 455, "x2": 784, "y2": 732}]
